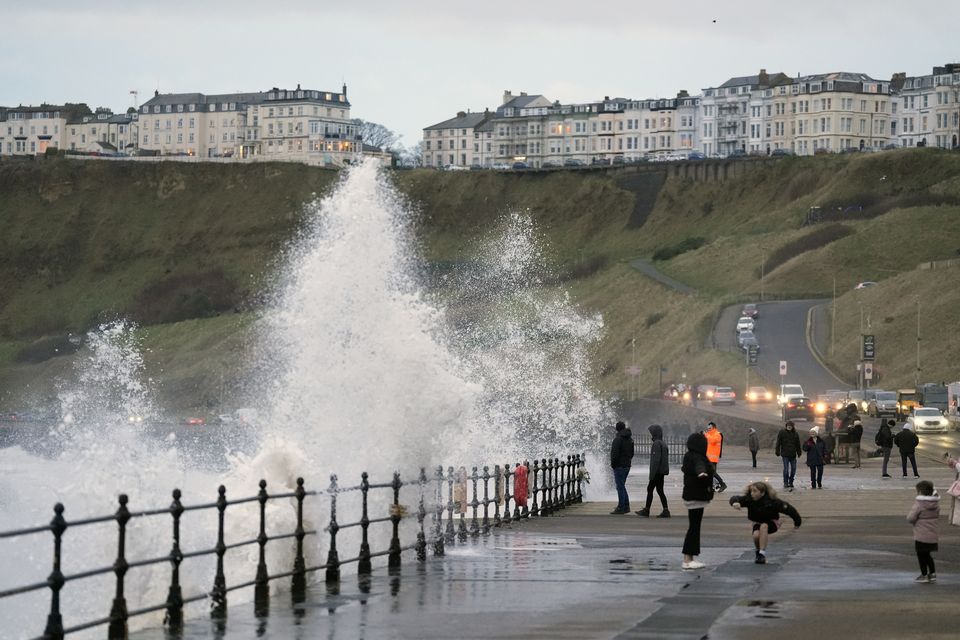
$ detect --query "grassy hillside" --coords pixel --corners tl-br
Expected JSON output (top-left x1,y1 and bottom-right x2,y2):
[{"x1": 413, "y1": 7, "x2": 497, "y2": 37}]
[{"x1": 1, "y1": 151, "x2": 959, "y2": 413}]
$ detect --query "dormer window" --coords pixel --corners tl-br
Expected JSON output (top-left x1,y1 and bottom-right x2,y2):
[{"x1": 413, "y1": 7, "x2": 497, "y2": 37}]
[{"x1": 177, "y1": 105, "x2": 184, "y2": 112}]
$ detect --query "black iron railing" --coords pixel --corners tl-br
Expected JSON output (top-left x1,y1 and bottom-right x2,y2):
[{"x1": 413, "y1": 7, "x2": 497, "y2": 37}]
[{"x1": 0, "y1": 453, "x2": 585, "y2": 639}]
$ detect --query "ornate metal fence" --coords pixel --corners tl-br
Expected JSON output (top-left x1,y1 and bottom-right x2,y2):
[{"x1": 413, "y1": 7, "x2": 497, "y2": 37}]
[{"x1": 0, "y1": 454, "x2": 585, "y2": 639}]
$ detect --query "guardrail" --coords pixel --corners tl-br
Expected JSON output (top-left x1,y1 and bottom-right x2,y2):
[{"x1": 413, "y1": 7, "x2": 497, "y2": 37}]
[{"x1": 0, "y1": 454, "x2": 585, "y2": 639}]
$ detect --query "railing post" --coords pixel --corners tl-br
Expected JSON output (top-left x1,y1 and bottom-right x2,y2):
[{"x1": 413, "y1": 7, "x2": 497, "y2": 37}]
[
  {"x1": 577, "y1": 453, "x2": 585, "y2": 502},
  {"x1": 292, "y1": 478, "x2": 307, "y2": 600},
  {"x1": 358, "y1": 472, "x2": 372, "y2": 576},
  {"x1": 210, "y1": 485, "x2": 227, "y2": 620},
  {"x1": 326, "y1": 474, "x2": 341, "y2": 584},
  {"x1": 552, "y1": 457, "x2": 560, "y2": 511},
  {"x1": 481, "y1": 466, "x2": 491, "y2": 535},
  {"x1": 433, "y1": 466, "x2": 445, "y2": 557},
  {"x1": 541, "y1": 459, "x2": 552, "y2": 515},
  {"x1": 43, "y1": 503, "x2": 67, "y2": 640},
  {"x1": 469, "y1": 467, "x2": 480, "y2": 537},
  {"x1": 493, "y1": 464, "x2": 502, "y2": 527},
  {"x1": 445, "y1": 467, "x2": 456, "y2": 545},
  {"x1": 108, "y1": 494, "x2": 131, "y2": 639},
  {"x1": 531, "y1": 460, "x2": 540, "y2": 517},
  {"x1": 501, "y1": 462, "x2": 512, "y2": 527},
  {"x1": 388, "y1": 471, "x2": 403, "y2": 569},
  {"x1": 512, "y1": 464, "x2": 522, "y2": 522},
  {"x1": 164, "y1": 489, "x2": 184, "y2": 630},
  {"x1": 416, "y1": 468, "x2": 428, "y2": 562},
  {"x1": 556, "y1": 457, "x2": 566, "y2": 510},
  {"x1": 254, "y1": 479, "x2": 269, "y2": 616},
  {"x1": 567, "y1": 455, "x2": 575, "y2": 505},
  {"x1": 457, "y1": 467, "x2": 468, "y2": 542}
]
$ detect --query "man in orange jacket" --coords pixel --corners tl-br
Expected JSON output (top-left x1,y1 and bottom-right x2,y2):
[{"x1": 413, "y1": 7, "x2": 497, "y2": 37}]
[{"x1": 704, "y1": 421, "x2": 727, "y2": 492}]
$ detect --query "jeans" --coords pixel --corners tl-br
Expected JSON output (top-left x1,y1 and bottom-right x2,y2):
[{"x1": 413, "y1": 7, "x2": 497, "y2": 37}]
[
  {"x1": 613, "y1": 467, "x2": 630, "y2": 511},
  {"x1": 781, "y1": 456, "x2": 797, "y2": 487},
  {"x1": 809, "y1": 464, "x2": 823, "y2": 487},
  {"x1": 901, "y1": 452, "x2": 919, "y2": 477},
  {"x1": 850, "y1": 443, "x2": 861, "y2": 467},
  {"x1": 750, "y1": 450, "x2": 758, "y2": 468},
  {"x1": 683, "y1": 508, "x2": 705, "y2": 556},
  {"x1": 645, "y1": 473, "x2": 668, "y2": 511},
  {"x1": 880, "y1": 447, "x2": 892, "y2": 475}
]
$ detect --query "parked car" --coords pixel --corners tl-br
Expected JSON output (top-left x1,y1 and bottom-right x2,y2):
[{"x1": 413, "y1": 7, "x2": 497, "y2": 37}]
[
  {"x1": 512, "y1": 161, "x2": 529, "y2": 170},
  {"x1": 867, "y1": 391, "x2": 898, "y2": 417},
  {"x1": 183, "y1": 416, "x2": 206, "y2": 426},
  {"x1": 728, "y1": 149, "x2": 748, "y2": 158},
  {"x1": 741, "y1": 303, "x2": 759, "y2": 319},
  {"x1": 591, "y1": 158, "x2": 611, "y2": 166},
  {"x1": 611, "y1": 156, "x2": 625, "y2": 165},
  {"x1": 541, "y1": 161, "x2": 560, "y2": 168},
  {"x1": 746, "y1": 386, "x2": 773, "y2": 403},
  {"x1": 736, "y1": 317, "x2": 755, "y2": 334},
  {"x1": 711, "y1": 387, "x2": 737, "y2": 405},
  {"x1": 687, "y1": 151, "x2": 706, "y2": 160},
  {"x1": 778, "y1": 384, "x2": 805, "y2": 407},
  {"x1": 736, "y1": 329, "x2": 755, "y2": 346},
  {"x1": 563, "y1": 158, "x2": 585, "y2": 167},
  {"x1": 739, "y1": 334, "x2": 759, "y2": 352},
  {"x1": 854, "y1": 281, "x2": 877, "y2": 289},
  {"x1": 771, "y1": 148, "x2": 794, "y2": 157},
  {"x1": 783, "y1": 396, "x2": 815, "y2": 422},
  {"x1": 907, "y1": 407, "x2": 950, "y2": 434},
  {"x1": 492, "y1": 163, "x2": 511, "y2": 170}
]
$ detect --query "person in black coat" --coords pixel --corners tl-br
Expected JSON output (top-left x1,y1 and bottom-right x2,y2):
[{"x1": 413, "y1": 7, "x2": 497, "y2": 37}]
[
  {"x1": 680, "y1": 432, "x2": 715, "y2": 570},
  {"x1": 729, "y1": 481, "x2": 802, "y2": 564},
  {"x1": 894, "y1": 423, "x2": 920, "y2": 478},
  {"x1": 636, "y1": 424, "x2": 670, "y2": 518},
  {"x1": 609, "y1": 421, "x2": 635, "y2": 514},
  {"x1": 875, "y1": 418, "x2": 895, "y2": 478},
  {"x1": 802, "y1": 427, "x2": 827, "y2": 489},
  {"x1": 849, "y1": 418, "x2": 864, "y2": 468},
  {"x1": 774, "y1": 421, "x2": 802, "y2": 489}
]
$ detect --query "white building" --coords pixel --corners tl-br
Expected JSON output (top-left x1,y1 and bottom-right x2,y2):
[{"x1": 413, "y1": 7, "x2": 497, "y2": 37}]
[
  {"x1": 894, "y1": 63, "x2": 960, "y2": 149},
  {"x1": 0, "y1": 103, "x2": 91, "y2": 156}
]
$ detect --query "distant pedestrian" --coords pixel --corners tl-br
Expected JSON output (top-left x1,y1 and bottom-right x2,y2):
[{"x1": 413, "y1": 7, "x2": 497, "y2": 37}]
[
  {"x1": 849, "y1": 418, "x2": 864, "y2": 468},
  {"x1": 681, "y1": 432, "x2": 715, "y2": 570},
  {"x1": 609, "y1": 421, "x2": 635, "y2": 514},
  {"x1": 907, "y1": 480, "x2": 940, "y2": 583},
  {"x1": 748, "y1": 428, "x2": 760, "y2": 468},
  {"x1": 729, "y1": 481, "x2": 802, "y2": 564},
  {"x1": 704, "y1": 421, "x2": 727, "y2": 492},
  {"x1": 894, "y1": 423, "x2": 920, "y2": 478},
  {"x1": 944, "y1": 455, "x2": 960, "y2": 527},
  {"x1": 636, "y1": 424, "x2": 670, "y2": 518},
  {"x1": 802, "y1": 427, "x2": 827, "y2": 489},
  {"x1": 774, "y1": 421, "x2": 802, "y2": 489},
  {"x1": 875, "y1": 419, "x2": 895, "y2": 478}
]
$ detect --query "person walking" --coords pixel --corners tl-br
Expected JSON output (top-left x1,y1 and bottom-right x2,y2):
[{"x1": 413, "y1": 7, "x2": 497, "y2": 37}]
[
  {"x1": 704, "y1": 421, "x2": 727, "y2": 492},
  {"x1": 849, "y1": 418, "x2": 864, "y2": 468},
  {"x1": 802, "y1": 426, "x2": 827, "y2": 489},
  {"x1": 609, "y1": 421, "x2": 635, "y2": 514},
  {"x1": 894, "y1": 423, "x2": 920, "y2": 478},
  {"x1": 774, "y1": 421, "x2": 802, "y2": 490},
  {"x1": 636, "y1": 424, "x2": 670, "y2": 518},
  {"x1": 944, "y1": 455, "x2": 960, "y2": 527},
  {"x1": 875, "y1": 419, "x2": 895, "y2": 478},
  {"x1": 907, "y1": 480, "x2": 940, "y2": 582},
  {"x1": 728, "y1": 481, "x2": 802, "y2": 564},
  {"x1": 681, "y1": 432, "x2": 715, "y2": 570},
  {"x1": 748, "y1": 428, "x2": 760, "y2": 468}
]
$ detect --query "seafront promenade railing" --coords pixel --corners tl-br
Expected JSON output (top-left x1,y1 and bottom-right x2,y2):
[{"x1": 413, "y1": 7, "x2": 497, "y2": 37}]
[{"x1": 0, "y1": 454, "x2": 585, "y2": 639}]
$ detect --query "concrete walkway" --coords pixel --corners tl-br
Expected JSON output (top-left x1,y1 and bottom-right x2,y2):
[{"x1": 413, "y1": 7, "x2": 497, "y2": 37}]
[
  {"x1": 628, "y1": 258, "x2": 697, "y2": 295},
  {"x1": 133, "y1": 446, "x2": 959, "y2": 639}
]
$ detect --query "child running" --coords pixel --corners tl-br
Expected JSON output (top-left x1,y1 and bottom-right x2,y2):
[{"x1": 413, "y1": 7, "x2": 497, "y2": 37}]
[
  {"x1": 907, "y1": 480, "x2": 940, "y2": 583},
  {"x1": 729, "y1": 481, "x2": 802, "y2": 564}
]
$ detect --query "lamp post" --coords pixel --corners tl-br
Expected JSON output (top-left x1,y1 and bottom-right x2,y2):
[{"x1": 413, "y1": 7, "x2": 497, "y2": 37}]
[
  {"x1": 760, "y1": 246, "x2": 766, "y2": 301},
  {"x1": 830, "y1": 274, "x2": 836, "y2": 357},
  {"x1": 915, "y1": 298, "x2": 921, "y2": 386}
]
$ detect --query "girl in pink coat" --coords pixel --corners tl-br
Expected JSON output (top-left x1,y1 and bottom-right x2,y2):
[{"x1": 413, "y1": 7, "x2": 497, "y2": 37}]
[{"x1": 907, "y1": 480, "x2": 940, "y2": 583}]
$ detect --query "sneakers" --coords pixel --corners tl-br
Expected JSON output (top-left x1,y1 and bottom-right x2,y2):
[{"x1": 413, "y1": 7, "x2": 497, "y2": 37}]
[
  {"x1": 928, "y1": 573, "x2": 937, "y2": 583},
  {"x1": 610, "y1": 508, "x2": 627, "y2": 515},
  {"x1": 682, "y1": 560, "x2": 706, "y2": 570},
  {"x1": 657, "y1": 510, "x2": 671, "y2": 518},
  {"x1": 882, "y1": 474, "x2": 892, "y2": 478},
  {"x1": 716, "y1": 483, "x2": 727, "y2": 493},
  {"x1": 755, "y1": 553, "x2": 767, "y2": 565},
  {"x1": 635, "y1": 508, "x2": 650, "y2": 517},
  {"x1": 915, "y1": 574, "x2": 930, "y2": 583}
]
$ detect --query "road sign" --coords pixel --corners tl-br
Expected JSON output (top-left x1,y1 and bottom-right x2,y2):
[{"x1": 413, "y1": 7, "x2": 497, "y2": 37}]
[
  {"x1": 779, "y1": 360, "x2": 787, "y2": 376},
  {"x1": 864, "y1": 362, "x2": 874, "y2": 380},
  {"x1": 748, "y1": 345, "x2": 758, "y2": 366},
  {"x1": 862, "y1": 335, "x2": 876, "y2": 361}
]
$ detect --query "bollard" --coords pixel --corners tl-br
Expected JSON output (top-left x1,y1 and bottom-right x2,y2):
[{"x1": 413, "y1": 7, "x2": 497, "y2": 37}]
[
  {"x1": 481, "y1": 466, "x2": 491, "y2": 534},
  {"x1": 44, "y1": 503, "x2": 67, "y2": 640},
  {"x1": 164, "y1": 489, "x2": 184, "y2": 630},
  {"x1": 292, "y1": 478, "x2": 307, "y2": 601},
  {"x1": 531, "y1": 460, "x2": 540, "y2": 517},
  {"x1": 210, "y1": 486, "x2": 228, "y2": 620},
  {"x1": 445, "y1": 467, "x2": 456, "y2": 545},
  {"x1": 325, "y1": 475, "x2": 341, "y2": 584},
  {"x1": 493, "y1": 464, "x2": 502, "y2": 527},
  {"x1": 388, "y1": 471, "x2": 403, "y2": 569},
  {"x1": 433, "y1": 466, "x2": 445, "y2": 557},
  {"x1": 254, "y1": 479, "x2": 269, "y2": 616},
  {"x1": 358, "y1": 472, "x2": 372, "y2": 576},
  {"x1": 416, "y1": 468, "x2": 428, "y2": 562},
  {"x1": 469, "y1": 467, "x2": 480, "y2": 537}
]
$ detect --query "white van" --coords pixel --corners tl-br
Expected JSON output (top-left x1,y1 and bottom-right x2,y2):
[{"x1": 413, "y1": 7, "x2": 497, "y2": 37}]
[{"x1": 778, "y1": 384, "x2": 805, "y2": 407}]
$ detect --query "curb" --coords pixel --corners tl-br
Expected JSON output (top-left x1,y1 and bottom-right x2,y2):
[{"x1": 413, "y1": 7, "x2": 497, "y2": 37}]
[{"x1": 804, "y1": 304, "x2": 848, "y2": 387}]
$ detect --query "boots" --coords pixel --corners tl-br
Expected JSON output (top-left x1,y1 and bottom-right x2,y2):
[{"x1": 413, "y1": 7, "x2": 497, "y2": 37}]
[
  {"x1": 634, "y1": 507, "x2": 650, "y2": 517},
  {"x1": 657, "y1": 509, "x2": 671, "y2": 518}
]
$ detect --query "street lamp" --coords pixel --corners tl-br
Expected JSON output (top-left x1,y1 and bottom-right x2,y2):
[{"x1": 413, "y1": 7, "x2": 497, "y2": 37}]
[
  {"x1": 760, "y1": 246, "x2": 767, "y2": 301},
  {"x1": 915, "y1": 298, "x2": 921, "y2": 386}
]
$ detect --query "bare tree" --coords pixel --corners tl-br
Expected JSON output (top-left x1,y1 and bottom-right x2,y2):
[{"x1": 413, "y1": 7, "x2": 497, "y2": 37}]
[
  {"x1": 352, "y1": 119, "x2": 400, "y2": 150},
  {"x1": 397, "y1": 142, "x2": 423, "y2": 167}
]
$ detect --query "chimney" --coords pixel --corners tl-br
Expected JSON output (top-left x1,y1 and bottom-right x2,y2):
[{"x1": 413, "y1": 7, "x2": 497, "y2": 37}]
[
  {"x1": 759, "y1": 68, "x2": 769, "y2": 86},
  {"x1": 343, "y1": 83, "x2": 348, "y2": 97},
  {"x1": 503, "y1": 90, "x2": 513, "y2": 105},
  {"x1": 456, "y1": 111, "x2": 466, "y2": 118},
  {"x1": 154, "y1": 89, "x2": 159, "y2": 97}
]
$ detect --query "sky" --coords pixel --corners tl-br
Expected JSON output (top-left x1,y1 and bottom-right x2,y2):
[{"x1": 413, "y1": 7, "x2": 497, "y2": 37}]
[{"x1": 2, "y1": 0, "x2": 959, "y2": 149}]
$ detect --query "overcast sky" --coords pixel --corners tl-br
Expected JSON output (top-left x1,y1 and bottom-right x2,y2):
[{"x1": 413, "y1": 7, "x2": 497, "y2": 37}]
[{"x1": 3, "y1": 1, "x2": 958, "y2": 147}]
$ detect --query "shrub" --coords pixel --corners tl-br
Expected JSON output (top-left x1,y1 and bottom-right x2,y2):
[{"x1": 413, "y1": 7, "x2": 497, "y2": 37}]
[
  {"x1": 652, "y1": 236, "x2": 706, "y2": 261},
  {"x1": 763, "y1": 224, "x2": 854, "y2": 274},
  {"x1": 644, "y1": 311, "x2": 665, "y2": 328}
]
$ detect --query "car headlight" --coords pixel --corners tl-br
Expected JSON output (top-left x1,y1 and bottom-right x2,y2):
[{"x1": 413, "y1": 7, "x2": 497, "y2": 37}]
[
  {"x1": 706, "y1": 390, "x2": 715, "y2": 398},
  {"x1": 815, "y1": 402, "x2": 826, "y2": 414},
  {"x1": 766, "y1": 392, "x2": 773, "y2": 400},
  {"x1": 748, "y1": 392, "x2": 756, "y2": 400}
]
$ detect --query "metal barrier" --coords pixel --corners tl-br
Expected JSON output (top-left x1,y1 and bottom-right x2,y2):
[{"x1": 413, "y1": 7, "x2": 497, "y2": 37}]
[{"x1": 0, "y1": 453, "x2": 585, "y2": 639}]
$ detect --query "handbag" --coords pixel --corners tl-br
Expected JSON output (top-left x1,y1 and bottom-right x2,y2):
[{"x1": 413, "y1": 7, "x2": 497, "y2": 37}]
[{"x1": 948, "y1": 479, "x2": 960, "y2": 499}]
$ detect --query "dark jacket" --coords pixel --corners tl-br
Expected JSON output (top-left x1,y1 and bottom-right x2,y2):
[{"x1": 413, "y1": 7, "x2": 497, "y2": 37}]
[
  {"x1": 875, "y1": 423, "x2": 894, "y2": 448},
  {"x1": 849, "y1": 423, "x2": 864, "y2": 444},
  {"x1": 839, "y1": 404, "x2": 860, "y2": 433},
  {"x1": 610, "y1": 427, "x2": 635, "y2": 468},
  {"x1": 748, "y1": 431, "x2": 760, "y2": 453},
  {"x1": 729, "y1": 493, "x2": 802, "y2": 527},
  {"x1": 894, "y1": 428, "x2": 919, "y2": 454},
  {"x1": 802, "y1": 436, "x2": 827, "y2": 466},
  {"x1": 774, "y1": 426, "x2": 802, "y2": 458},
  {"x1": 681, "y1": 433, "x2": 715, "y2": 502},
  {"x1": 648, "y1": 424, "x2": 669, "y2": 477}
]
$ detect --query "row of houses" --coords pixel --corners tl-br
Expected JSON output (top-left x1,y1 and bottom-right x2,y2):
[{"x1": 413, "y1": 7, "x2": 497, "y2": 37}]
[
  {"x1": 0, "y1": 84, "x2": 370, "y2": 166},
  {"x1": 422, "y1": 63, "x2": 960, "y2": 168}
]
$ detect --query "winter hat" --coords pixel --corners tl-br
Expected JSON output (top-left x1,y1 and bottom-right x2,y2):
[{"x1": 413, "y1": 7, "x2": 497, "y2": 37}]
[
  {"x1": 615, "y1": 421, "x2": 626, "y2": 431},
  {"x1": 901, "y1": 423, "x2": 912, "y2": 430},
  {"x1": 887, "y1": 419, "x2": 896, "y2": 427},
  {"x1": 853, "y1": 419, "x2": 862, "y2": 426},
  {"x1": 810, "y1": 426, "x2": 820, "y2": 435}
]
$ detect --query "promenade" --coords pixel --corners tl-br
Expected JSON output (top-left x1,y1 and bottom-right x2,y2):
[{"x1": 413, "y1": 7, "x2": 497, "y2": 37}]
[{"x1": 133, "y1": 446, "x2": 959, "y2": 639}]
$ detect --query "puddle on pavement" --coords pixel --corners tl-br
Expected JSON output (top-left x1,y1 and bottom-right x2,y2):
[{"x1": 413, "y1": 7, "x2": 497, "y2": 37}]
[
  {"x1": 607, "y1": 557, "x2": 671, "y2": 573},
  {"x1": 743, "y1": 599, "x2": 782, "y2": 619}
]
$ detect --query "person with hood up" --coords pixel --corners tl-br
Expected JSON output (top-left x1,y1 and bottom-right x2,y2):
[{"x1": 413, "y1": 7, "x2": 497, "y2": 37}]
[
  {"x1": 729, "y1": 481, "x2": 802, "y2": 564},
  {"x1": 609, "y1": 421, "x2": 635, "y2": 514},
  {"x1": 774, "y1": 421, "x2": 802, "y2": 490},
  {"x1": 875, "y1": 419, "x2": 895, "y2": 478},
  {"x1": 894, "y1": 422, "x2": 920, "y2": 478},
  {"x1": 907, "y1": 480, "x2": 940, "y2": 582},
  {"x1": 681, "y1": 432, "x2": 715, "y2": 570},
  {"x1": 636, "y1": 424, "x2": 670, "y2": 518},
  {"x1": 802, "y1": 427, "x2": 827, "y2": 489},
  {"x1": 849, "y1": 418, "x2": 864, "y2": 468},
  {"x1": 748, "y1": 428, "x2": 760, "y2": 468}
]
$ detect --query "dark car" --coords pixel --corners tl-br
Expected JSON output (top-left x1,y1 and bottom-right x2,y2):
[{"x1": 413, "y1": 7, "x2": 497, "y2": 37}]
[
  {"x1": 741, "y1": 303, "x2": 759, "y2": 319},
  {"x1": 591, "y1": 157, "x2": 611, "y2": 166},
  {"x1": 782, "y1": 396, "x2": 815, "y2": 422},
  {"x1": 512, "y1": 161, "x2": 529, "y2": 170},
  {"x1": 771, "y1": 148, "x2": 794, "y2": 157},
  {"x1": 688, "y1": 151, "x2": 706, "y2": 160},
  {"x1": 728, "y1": 149, "x2": 748, "y2": 158},
  {"x1": 563, "y1": 158, "x2": 585, "y2": 167}
]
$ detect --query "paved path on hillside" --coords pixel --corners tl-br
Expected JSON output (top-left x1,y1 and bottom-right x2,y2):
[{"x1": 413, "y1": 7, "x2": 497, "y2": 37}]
[{"x1": 628, "y1": 258, "x2": 697, "y2": 294}]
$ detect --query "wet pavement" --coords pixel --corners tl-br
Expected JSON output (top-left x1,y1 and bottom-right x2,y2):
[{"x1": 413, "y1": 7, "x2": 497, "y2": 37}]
[{"x1": 132, "y1": 446, "x2": 959, "y2": 639}]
